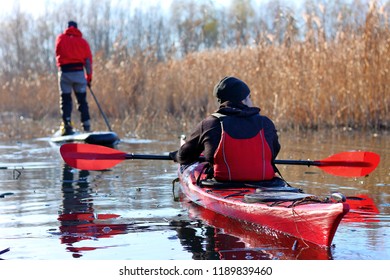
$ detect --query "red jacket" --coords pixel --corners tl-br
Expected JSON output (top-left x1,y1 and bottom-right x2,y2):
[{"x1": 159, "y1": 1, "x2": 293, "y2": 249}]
[{"x1": 55, "y1": 27, "x2": 92, "y2": 77}]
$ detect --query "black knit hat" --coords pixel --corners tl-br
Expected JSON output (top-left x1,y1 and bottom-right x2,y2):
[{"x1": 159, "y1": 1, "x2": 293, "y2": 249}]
[
  {"x1": 68, "y1": 21, "x2": 78, "y2": 28},
  {"x1": 213, "y1": 76, "x2": 250, "y2": 103}
]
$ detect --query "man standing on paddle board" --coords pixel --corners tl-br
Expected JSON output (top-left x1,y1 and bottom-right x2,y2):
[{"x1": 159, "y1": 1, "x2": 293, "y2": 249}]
[
  {"x1": 170, "y1": 76, "x2": 280, "y2": 181},
  {"x1": 55, "y1": 21, "x2": 92, "y2": 135}
]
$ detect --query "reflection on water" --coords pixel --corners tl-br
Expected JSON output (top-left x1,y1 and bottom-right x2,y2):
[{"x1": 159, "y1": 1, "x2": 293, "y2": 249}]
[
  {"x1": 175, "y1": 195, "x2": 333, "y2": 260},
  {"x1": 343, "y1": 194, "x2": 380, "y2": 223},
  {"x1": 58, "y1": 165, "x2": 128, "y2": 258},
  {"x1": 0, "y1": 131, "x2": 389, "y2": 259}
]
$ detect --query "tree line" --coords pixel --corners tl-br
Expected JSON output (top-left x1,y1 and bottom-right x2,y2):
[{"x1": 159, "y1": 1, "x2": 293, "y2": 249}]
[
  {"x1": 0, "y1": 0, "x2": 388, "y2": 138},
  {"x1": 1, "y1": 0, "x2": 387, "y2": 76}
]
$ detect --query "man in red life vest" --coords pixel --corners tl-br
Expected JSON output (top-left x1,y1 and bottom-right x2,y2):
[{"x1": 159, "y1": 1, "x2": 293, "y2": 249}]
[
  {"x1": 55, "y1": 21, "x2": 92, "y2": 135},
  {"x1": 171, "y1": 76, "x2": 280, "y2": 181}
]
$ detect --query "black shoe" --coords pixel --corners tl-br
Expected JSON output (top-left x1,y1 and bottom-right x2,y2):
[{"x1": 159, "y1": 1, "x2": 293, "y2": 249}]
[
  {"x1": 83, "y1": 120, "x2": 91, "y2": 133},
  {"x1": 61, "y1": 122, "x2": 75, "y2": 136},
  {"x1": 62, "y1": 127, "x2": 75, "y2": 136}
]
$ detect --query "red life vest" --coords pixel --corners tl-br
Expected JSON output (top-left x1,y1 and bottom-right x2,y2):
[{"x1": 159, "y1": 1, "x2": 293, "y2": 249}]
[{"x1": 213, "y1": 113, "x2": 275, "y2": 181}]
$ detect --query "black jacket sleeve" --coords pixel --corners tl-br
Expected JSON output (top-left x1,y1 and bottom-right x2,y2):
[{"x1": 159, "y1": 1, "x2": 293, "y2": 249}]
[
  {"x1": 175, "y1": 116, "x2": 221, "y2": 165},
  {"x1": 262, "y1": 116, "x2": 281, "y2": 160}
]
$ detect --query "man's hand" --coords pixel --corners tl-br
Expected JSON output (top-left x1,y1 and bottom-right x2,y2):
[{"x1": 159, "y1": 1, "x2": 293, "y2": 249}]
[{"x1": 86, "y1": 74, "x2": 92, "y2": 87}]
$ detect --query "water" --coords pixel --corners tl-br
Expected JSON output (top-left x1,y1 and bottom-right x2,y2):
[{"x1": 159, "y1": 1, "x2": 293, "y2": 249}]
[{"x1": 0, "y1": 131, "x2": 389, "y2": 260}]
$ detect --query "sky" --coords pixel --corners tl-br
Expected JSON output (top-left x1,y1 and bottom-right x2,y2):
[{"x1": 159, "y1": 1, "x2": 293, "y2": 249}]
[
  {"x1": 2, "y1": 0, "x2": 227, "y2": 16},
  {"x1": 2, "y1": 0, "x2": 55, "y2": 15},
  {"x1": 2, "y1": 0, "x2": 283, "y2": 17}
]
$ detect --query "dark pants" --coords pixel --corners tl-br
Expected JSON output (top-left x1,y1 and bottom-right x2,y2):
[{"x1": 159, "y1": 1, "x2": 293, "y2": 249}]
[
  {"x1": 58, "y1": 70, "x2": 90, "y2": 126},
  {"x1": 61, "y1": 92, "x2": 90, "y2": 125}
]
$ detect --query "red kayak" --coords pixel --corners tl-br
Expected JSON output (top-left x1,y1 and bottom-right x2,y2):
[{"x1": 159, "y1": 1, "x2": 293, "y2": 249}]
[
  {"x1": 181, "y1": 196, "x2": 333, "y2": 259},
  {"x1": 178, "y1": 162, "x2": 350, "y2": 248}
]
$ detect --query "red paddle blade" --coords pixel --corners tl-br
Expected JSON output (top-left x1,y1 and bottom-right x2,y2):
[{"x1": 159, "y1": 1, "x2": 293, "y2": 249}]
[
  {"x1": 318, "y1": 151, "x2": 380, "y2": 177},
  {"x1": 60, "y1": 143, "x2": 126, "y2": 170}
]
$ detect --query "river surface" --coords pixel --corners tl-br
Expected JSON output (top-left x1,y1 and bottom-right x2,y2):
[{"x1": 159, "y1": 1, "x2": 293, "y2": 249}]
[{"x1": 0, "y1": 130, "x2": 389, "y2": 260}]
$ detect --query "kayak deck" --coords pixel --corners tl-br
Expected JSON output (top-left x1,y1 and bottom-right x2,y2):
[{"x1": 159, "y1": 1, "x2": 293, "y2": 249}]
[
  {"x1": 178, "y1": 162, "x2": 349, "y2": 248},
  {"x1": 51, "y1": 130, "x2": 120, "y2": 147}
]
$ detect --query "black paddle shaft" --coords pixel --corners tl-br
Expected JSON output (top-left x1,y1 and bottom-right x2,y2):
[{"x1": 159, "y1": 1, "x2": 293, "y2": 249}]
[
  {"x1": 274, "y1": 159, "x2": 319, "y2": 166},
  {"x1": 125, "y1": 154, "x2": 171, "y2": 160},
  {"x1": 120, "y1": 156, "x2": 325, "y2": 166},
  {"x1": 274, "y1": 159, "x2": 371, "y2": 167},
  {"x1": 120, "y1": 155, "x2": 369, "y2": 168}
]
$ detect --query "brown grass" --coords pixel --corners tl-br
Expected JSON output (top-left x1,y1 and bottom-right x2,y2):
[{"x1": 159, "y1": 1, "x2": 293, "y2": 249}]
[{"x1": 0, "y1": 1, "x2": 389, "y2": 140}]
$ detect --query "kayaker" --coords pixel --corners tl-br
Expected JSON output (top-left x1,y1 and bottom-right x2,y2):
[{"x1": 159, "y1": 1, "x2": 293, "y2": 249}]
[
  {"x1": 170, "y1": 76, "x2": 280, "y2": 181},
  {"x1": 55, "y1": 21, "x2": 92, "y2": 135}
]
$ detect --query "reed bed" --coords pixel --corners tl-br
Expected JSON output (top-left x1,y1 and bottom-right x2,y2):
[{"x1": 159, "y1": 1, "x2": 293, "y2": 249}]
[
  {"x1": 91, "y1": 29, "x2": 390, "y2": 137},
  {"x1": 0, "y1": 1, "x2": 388, "y2": 140}
]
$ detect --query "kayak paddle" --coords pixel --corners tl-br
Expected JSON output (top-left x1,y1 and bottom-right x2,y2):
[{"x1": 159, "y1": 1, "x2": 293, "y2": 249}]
[{"x1": 60, "y1": 143, "x2": 380, "y2": 177}]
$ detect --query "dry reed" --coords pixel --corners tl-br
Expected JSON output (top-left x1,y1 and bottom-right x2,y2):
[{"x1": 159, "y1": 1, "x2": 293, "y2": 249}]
[{"x1": 0, "y1": 1, "x2": 389, "y2": 140}]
